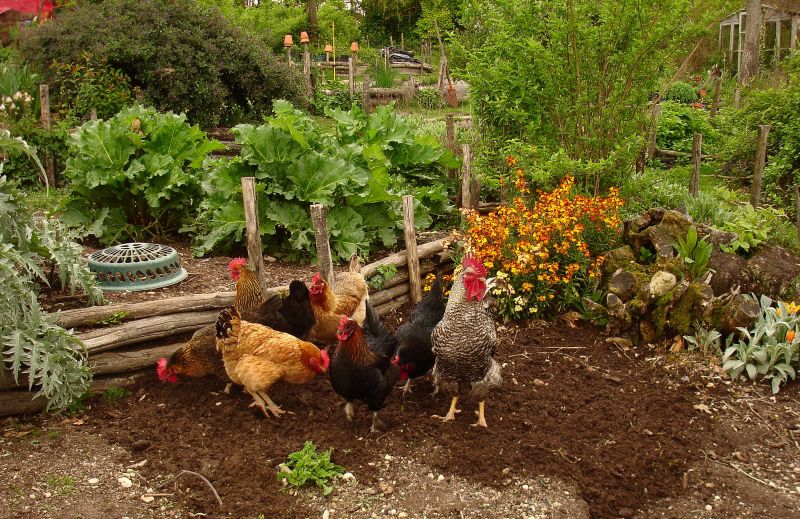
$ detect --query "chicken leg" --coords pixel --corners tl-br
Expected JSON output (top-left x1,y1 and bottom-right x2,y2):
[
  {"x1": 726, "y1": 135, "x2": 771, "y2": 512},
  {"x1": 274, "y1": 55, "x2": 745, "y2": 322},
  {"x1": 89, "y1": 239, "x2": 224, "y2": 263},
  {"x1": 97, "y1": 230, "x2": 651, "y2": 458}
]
[
  {"x1": 470, "y1": 400, "x2": 488, "y2": 428},
  {"x1": 344, "y1": 402, "x2": 355, "y2": 421},
  {"x1": 248, "y1": 390, "x2": 292, "y2": 417},
  {"x1": 400, "y1": 379, "x2": 412, "y2": 398},
  {"x1": 432, "y1": 396, "x2": 461, "y2": 422},
  {"x1": 370, "y1": 411, "x2": 380, "y2": 433}
]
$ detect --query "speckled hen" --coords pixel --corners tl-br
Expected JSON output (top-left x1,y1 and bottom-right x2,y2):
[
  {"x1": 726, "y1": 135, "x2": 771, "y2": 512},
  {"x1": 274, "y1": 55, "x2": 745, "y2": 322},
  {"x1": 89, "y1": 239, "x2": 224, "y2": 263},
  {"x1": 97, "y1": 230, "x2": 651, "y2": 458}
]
[{"x1": 430, "y1": 255, "x2": 501, "y2": 427}]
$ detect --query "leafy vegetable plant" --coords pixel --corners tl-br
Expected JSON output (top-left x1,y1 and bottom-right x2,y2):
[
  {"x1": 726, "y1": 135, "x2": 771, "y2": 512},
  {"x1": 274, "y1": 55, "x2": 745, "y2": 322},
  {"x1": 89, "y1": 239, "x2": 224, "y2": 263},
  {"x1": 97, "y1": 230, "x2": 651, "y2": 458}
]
[
  {"x1": 276, "y1": 441, "x2": 345, "y2": 495},
  {"x1": 673, "y1": 225, "x2": 713, "y2": 281},
  {"x1": 62, "y1": 105, "x2": 223, "y2": 243},
  {"x1": 367, "y1": 264, "x2": 399, "y2": 291},
  {"x1": 719, "y1": 204, "x2": 774, "y2": 256}
]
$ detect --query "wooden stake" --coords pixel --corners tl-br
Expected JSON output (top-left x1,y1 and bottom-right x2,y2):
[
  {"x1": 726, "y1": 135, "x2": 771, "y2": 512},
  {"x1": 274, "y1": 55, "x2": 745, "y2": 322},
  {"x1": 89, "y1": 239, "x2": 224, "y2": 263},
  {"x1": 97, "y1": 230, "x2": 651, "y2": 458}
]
[
  {"x1": 709, "y1": 76, "x2": 722, "y2": 118},
  {"x1": 401, "y1": 195, "x2": 422, "y2": 304},
  {"x1": 445, "y1": 114, "x2": 457, "y2": 178},
  {"x1": 303, "y1": 43, "x2": 313, "y2": 98},
  {"x1": 89, "y1": 109, "x2": 97, "y2": 121},
  {"x1": 348, "y1": 57, "x2": 355, "y2": 101},
  {"x1": 734, "y1": 87, "x2": 741, "y2": 109},
  {"x1": 646, "y1": 103, "x2": 661, "y2": 161},
  {"x1": 310, "y1": 204, "x2": 336, "y2": 290},
  {"x1": 401, "y1": 32, "x2": 404, "y2": 50},
  {"x1": 39, "y1": 84, "x2": 55, "y2": 187},
  {"x1": 750, "y1": 124, "x2": 771, "y2": 208},
  {"x1": 461, "y1": 144, "x2": 474, "y2": 209},
  {"x1": 241, "y1": 177, "x2": 269, "y2": 296},
  {"x1": 690, "y1": 133, "x2": 702, "y2": 197},
  {"x1": 362, "y1": 74, "x2": 370, "y2": 111}
]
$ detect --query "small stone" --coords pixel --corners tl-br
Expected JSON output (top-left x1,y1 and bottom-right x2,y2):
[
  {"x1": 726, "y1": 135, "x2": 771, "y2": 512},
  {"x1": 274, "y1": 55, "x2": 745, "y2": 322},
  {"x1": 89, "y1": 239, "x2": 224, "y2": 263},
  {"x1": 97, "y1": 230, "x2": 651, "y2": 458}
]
[
  {"x1": 502, "y1": 467, "x2": 511, "y2": 475},
  {"x1": 88, "y1": 478, "x2": 100, "y2": 485},
  {"x1": 532, "y1": 379, "x2": 545, "y2": 387},
  {"x1": 341, "y1": 472, "x2": 355, "y2": 481},
  {"x1": 704, "y1": 482, "x2": 715, "y2": 488},
  {"x1": 427, "y1": 473, "x2": 434, "y2": 479},
  {"x1": 398, "y1": 513, "x2": 408, "y2": 518},
  {"x1": 384, "y1": 454, "x2": 393, "y2": 461},
  {"x1": 44, "y1": 492, "x2": 51, "y2": 498},
  {"x1": 265, "y1": 256, "x2": 277, "y2": 263},
  {"x1": 29, "y1": 494, "x2": 35, "y2": 499},
  {"x1": 141, "y1": 495, "x2": 155, "y2": 503},
  {"x1": 379, "y1": 481, "x2": 394, "y2": 495},
  {"x1": 618, "y1": 507, "x2": 634, "y2": 518},
  {"x1": 322, "y1": 510, "x2": 330, "y2": 519},
  {"x1": 437, "y1": 474, "x2": 445, "y2": 482},
  {"x1": 118, "y1": 476, "x2": 133, "y2": 488},
  {"x1": 705, "y1": 505, "x2": 712, "y2": 511},
  {"x1": 388, "y1": 510, "x2": 397, "y2": 515},
  {"x1": 648, "y1": 271, "x2": 677, "y2": 298},
  {"x1": 522, "y1": 484, "x2": 529, "y2": 491}
]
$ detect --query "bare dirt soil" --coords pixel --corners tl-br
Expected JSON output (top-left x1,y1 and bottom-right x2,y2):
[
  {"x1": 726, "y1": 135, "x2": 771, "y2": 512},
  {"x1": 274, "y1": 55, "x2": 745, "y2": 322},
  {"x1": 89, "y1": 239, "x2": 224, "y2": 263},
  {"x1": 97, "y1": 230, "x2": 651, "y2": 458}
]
[{"x1": 2, "y1": 317, "x2": 799, "y2": 519}]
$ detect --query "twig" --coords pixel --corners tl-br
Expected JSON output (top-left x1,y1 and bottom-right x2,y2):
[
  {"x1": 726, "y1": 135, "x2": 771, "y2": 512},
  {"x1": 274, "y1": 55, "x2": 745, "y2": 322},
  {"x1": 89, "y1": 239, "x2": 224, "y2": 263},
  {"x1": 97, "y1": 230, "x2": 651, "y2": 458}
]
[
  {"x1": 156, "y1": 470, "x2": 223, "y2": 507},
  {"x1": 702, "y1": 451, "x2": 787, "y2": 491}
]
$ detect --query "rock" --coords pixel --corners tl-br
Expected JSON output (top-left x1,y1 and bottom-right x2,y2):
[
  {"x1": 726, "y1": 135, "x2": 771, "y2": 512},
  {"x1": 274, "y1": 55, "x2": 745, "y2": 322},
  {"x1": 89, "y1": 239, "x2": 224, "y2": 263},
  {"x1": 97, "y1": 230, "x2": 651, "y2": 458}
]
[
  {"x1": 608, "y1": 272, "x2": 638, "y2": 302},
  {"x1": 117, "y1": 476, "x2": 133, "y2": 488},
  {"x1": 602, "y1": 246, "x2": 636, "y2": 276},
  {"x1": 141, "y1": 495, "x2": 155, "y2": 503},
  {"x1": 437, "y1": 474, "x2": 445, "y2": 482},
  {"x1": 708, "y1": 251, "x2": 749, "y2": 296},
  {"x1": 341, "y1": 472, "x2": 355, "y2": 481},
  {"x1": 398, "y1": 512, "x2": 408, "y2": 518},
  {"x1": 379, "y1": 481, "x2": 394, "y2": 495},
  {"x1": 532, "y1": 379, "x2": 545, "y2": 387},
  {"x1": 88, "y1": 478, "x2": 100, "y2": 485},
  {"x1": 649, "y1": 271, "x2": 677, "y2": 298},
  {"x1": 618, "y1": 507, "x2": 634, "y2": 518},
  {"x1": 746, "y1": 245, "x2": 800, "y2": 298},
  {"x1": 131, "y1": 440, "x2": 151, "y2": 452}
]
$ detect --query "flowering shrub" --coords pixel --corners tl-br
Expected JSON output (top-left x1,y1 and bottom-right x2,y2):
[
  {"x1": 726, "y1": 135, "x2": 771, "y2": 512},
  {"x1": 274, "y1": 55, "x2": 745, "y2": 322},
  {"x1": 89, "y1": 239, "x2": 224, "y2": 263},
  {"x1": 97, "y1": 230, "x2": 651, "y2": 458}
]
[
  {"x1": 464, "y1": 161, "x2": 623, "y2": 320},
  {"x1": 0, "y1": 91, "x2": 34, "y2": 122}
]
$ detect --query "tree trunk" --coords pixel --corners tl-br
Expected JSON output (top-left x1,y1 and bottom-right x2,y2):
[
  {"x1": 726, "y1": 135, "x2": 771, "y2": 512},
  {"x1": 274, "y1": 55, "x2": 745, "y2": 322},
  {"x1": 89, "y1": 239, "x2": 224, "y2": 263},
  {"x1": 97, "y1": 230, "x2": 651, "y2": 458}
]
[
  {"x1": 307, "y1": 0, "x2": 318, "y2": 43},
  {"x1": 739, "y1": 0, "x2": 762, "y2": 85}
]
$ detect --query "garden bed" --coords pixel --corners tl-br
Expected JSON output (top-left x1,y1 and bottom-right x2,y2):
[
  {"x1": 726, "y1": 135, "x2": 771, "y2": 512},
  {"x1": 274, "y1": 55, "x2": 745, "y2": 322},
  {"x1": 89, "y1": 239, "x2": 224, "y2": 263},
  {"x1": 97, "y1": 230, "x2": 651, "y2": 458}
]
[{"x1": 2, "y1": 315, "x2": 799, "y2": 518}]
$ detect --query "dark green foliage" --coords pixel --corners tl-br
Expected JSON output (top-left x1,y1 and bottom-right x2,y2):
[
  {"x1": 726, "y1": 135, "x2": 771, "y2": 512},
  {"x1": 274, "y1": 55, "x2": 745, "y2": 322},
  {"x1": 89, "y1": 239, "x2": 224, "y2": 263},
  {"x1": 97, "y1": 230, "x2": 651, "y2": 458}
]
[
  {"x1": 191, "y1": 101, "x2": 459, "y2": 261},
  {"x1": 22, "y1": 0, "x2": 305, "y2": 127},
  {"x1": 664, "y1": 81, "x2": 699, "y2": 104},
  {"x1": 656, "y1": 101, "x2": 720, "y2": 153},
  {"x1": 276, "y1": 441, "x2": 344, "y2": 495},
  {"x1": 49, "y1": 56, "x2": 134, "y2": 121},
  {"x1": 62, "y1": 105, "x2": 224, "y2": 244}
]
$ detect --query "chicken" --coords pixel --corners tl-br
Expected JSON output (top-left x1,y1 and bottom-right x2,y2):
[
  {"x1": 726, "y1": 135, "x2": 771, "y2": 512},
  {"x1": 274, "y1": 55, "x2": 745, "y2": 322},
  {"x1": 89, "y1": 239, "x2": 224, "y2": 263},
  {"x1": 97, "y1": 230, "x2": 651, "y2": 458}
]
[
  {"x1": 157, "y1": 280, "x2": 316, "y2": 385},
  {"x1": 228, "y1": 257, "x2": 264, "y2": 311},
  {"x1": 392, "y1": 273, "x2": 446, "y2": 396},
  {"x1": 215, "y1": 306, "x2": 329, "y2": 417},
  {"x1": 308, "y1": 254, "x2": 369, "y2": 344},
  {"x1": 430, "y1": 255, "x2": 501, "y2": 428},
  {"x1": 330, "y1": 301, "x2": 399, "y2": 432}
]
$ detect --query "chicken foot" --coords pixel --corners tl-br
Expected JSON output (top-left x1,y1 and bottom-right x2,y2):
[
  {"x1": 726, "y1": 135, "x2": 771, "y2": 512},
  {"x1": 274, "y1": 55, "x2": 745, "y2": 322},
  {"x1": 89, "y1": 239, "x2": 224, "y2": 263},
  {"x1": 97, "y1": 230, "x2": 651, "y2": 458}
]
[
  {"x1": 432, "y1": 396, "x2": 461, "y2": 422},
  {"x1": 344, "y1": 402, "x2": 355, "y2": 421},
  {"x1": 470, "y1": 401, "x2": 488, "y2": 428},
  {"x1": 247, "y1": 390, "x2": 292, "y2": 417},
  {"x1": 400, "y1": 379, "x2": 412, "y2": 398},
  {"x1": 370, "y1": 412, "x2": 380, "y2": 433}
]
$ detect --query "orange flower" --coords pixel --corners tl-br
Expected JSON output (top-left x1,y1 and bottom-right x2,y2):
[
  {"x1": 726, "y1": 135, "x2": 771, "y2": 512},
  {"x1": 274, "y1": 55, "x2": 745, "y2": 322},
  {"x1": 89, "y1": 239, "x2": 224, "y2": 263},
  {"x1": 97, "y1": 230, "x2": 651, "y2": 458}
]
[{"x1": 787, "y1": 330, "x2": 796, "y2": 343}]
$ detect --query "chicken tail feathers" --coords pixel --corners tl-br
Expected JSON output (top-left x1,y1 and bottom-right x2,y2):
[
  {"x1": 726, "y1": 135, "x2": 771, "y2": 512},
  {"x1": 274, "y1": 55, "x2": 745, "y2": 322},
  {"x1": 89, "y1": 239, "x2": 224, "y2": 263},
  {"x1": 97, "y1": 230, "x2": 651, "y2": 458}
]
[{"x1": 215, "y1": 306, "x2": 240, "y2": 342}]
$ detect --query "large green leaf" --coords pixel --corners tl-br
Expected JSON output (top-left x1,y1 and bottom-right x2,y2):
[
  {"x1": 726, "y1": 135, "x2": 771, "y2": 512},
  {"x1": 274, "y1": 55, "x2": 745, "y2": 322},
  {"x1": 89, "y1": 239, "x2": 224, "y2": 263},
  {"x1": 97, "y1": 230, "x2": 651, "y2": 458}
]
[
  {"x1": 235, "y1": 124, "x2": 303, "y2": 169},
  {"x1": 327, "y1": 207, "x2": 368, "y2": 261},
  {"x1": 285, "y1": 153, "x2": 361, "y2": 205},
  {"x1": 66, "y1": 120, "x2": 138, "y2": 187}
]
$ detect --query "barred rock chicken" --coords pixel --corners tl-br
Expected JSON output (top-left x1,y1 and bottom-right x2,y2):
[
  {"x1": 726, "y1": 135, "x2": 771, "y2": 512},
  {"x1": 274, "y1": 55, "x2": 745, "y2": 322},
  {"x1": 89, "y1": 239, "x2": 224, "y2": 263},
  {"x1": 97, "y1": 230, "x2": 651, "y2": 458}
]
[
  {"x1": 392, "y1": 273, "x2": 446, "y2": 396},
  {"x1": 308, "y1": 254, "x2": 370, "y2": 344},
  {"x1": 330, "y1": 301, "x2": 399, "y2": 432},
  {"x1": 430, "y1": 255, "x2": 501, "y2": 428},
  {"x1": 215, "y1": 306, "x2": 329, "y2": 417},
  {"x1": 228, "y1": 257, "x2": 264, "y2": 311},
  {"x1": 157, "y1": 280, "x2": 315, "y2": 386}
]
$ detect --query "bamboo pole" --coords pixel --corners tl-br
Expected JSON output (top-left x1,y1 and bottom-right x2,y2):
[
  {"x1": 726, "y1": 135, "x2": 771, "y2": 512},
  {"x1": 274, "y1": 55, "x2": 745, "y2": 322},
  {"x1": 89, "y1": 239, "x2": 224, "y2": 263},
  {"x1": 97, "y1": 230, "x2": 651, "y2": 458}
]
[
  {"x1": 750, "y1": 124, "x2": 771, "y2": 208},
  {"x1": 401, "y1": 195, "x2": 422, "y2": 304},
  {"x1": 646, "y1": 103, "x2": 662, "y2": 161},
  {"x1": 310, "y1": 204, "x2": 335, "y2": 289},
  {"x1": 690, "y1": 133, "x2": 702, "y2": 197},
  {"x1": 241, "y1": 177, "x2": 269, "y2": 296}
]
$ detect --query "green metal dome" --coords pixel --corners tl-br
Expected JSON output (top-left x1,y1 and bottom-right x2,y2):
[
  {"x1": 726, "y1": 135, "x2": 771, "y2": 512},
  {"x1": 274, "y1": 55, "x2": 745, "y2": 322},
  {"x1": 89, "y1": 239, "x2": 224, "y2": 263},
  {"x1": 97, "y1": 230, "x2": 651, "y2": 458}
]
[{"x1": 88, "y1": 242, "x2": 187, "y2": 291}]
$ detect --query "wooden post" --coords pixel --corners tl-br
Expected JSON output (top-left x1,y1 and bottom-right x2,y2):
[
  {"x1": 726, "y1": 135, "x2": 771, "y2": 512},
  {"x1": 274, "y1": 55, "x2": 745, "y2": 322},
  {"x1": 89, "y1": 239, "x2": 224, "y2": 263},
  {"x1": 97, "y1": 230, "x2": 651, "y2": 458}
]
[
  {"x1": 690, "y1": 133, "x2": 702, "y2": 197},
  {"x1": 401, "y1": 195, "x2": 422, "y2": 304},
  {"x1": 401, "y1": 32, "x2": 405, "y2": 50},
  {"x1": 303, "y1": 42, "x2": 313, "y2": 98},
  {"x1": 310, "y1": 204, "x2": 336, "y2": 290},
  {"x1": 750, "y1": 124, "x2": 771, "y2": 208},
  {"x1": 734, "y1": 87, "x2": 741, "y2": 109},
  {"x1": 739, "y1": 0, "x2": 762, "y2": 85},
  {"x1": 794, "y1": 185, "x2": 800, "y2": 237},
  {"x1": 38, "y1": 84, "x2": 55, "y2": 187},
  {"x1": 646, "y1": 103, "x2": 661, "y2": 161},
  {"x1": 390, "y1": 35, "x2": 394, "y2": 48},
  {"x1": 348, "y1": 57, "x2": 355, "y2": 101},
  {"x1": 89, "y1": 109, "x2": 98, "y2": 121},
  {"x1": 241, "y1": 177, "x2": 269, "y2": 296},
  {"x1": 461, "y1": 144, "x2": 474, "y2": 210},
  {"x1": 362, "y1": 74, "x2": 370, "y2": 111},
  {"x1": 709, "y1": 76, "x2": 723, "y2": 118},
  {"x1": 445, "y1": 115, "x2": 456, "y2": 154}
]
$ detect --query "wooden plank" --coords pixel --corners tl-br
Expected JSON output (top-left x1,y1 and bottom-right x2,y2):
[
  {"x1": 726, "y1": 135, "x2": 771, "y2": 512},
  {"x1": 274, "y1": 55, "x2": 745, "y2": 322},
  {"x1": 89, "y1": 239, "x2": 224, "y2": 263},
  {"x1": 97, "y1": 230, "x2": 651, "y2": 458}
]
[
  {"x1": 375, "y1": 294, "x2": 410, "y2": 316},
  {"x1": 52, "y1": 291, "x2": 237, "y2": 329},
  {"x1": 89, "y1": 342, "x2": 183, "y2": 377},
  {"x1": 690, "y1": 133, "x2": 702, "y2": 197},
  {"x1": 751, "y1": 124, "x2": 771, "y2": 208},
  {"x1": 361, "y1": 238, "x2": 447, "y2": 279},
  {"x1": 78, "y1": 310, "x2": 219, "y2": 354},
  {"x1": 401, "y1": 195, "x2": 422, "y2": 304},
  {"x1": 371, "y1": 283, "x2": 410, "y2": 307},
  {"x1": 646, "y1": 103, "x2": 662, "y2": 160},
  {"x1": 310, "y1": 204, "x2": 336, "y2": 290},
  {"x1": 241, "y1": 177, "x2": 269, "y2": 296}
]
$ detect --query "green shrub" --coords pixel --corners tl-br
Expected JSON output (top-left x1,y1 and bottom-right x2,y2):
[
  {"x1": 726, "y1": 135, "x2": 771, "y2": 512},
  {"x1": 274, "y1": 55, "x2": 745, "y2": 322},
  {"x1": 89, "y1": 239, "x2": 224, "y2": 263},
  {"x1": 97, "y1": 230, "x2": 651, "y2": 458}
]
[
  {"x1": 719, "y1": 204, "x2": 782, "y2": 256},
  {"x1": 673, "y1": 225, "x2": 713, "y2": 281},
  {"x1": 22, "y1": 0, "x2": 305, "y2": 128},
  {"x1": 62, "y1": 105, "x2": 224, "y2": 244},
  {"x1": 190, "y1": 101, "x2": 459, "y2": 260},
  {"x1": 370, "y1": 61, "x2": 398, "y2": 88},
  {"x1": 49, "y1": 55, "x2": 134, "y2": 122},
  {"x1": 656, "y1": 101, "x2": 719, "y2": 153},
  {"x1": 414, "y1": 88, "x2": 444, "y2": 110},
  {"x1": 664, "y1": 81, "x2": 698, "y2": 104}
]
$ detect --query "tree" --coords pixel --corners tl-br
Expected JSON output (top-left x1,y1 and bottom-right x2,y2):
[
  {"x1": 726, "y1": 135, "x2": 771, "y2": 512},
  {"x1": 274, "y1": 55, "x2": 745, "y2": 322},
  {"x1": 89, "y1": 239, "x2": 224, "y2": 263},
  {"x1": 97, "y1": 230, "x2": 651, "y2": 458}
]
[
  {"x1": 308, "y1": 0, "x2": 319, "y2": 42},
  {"x1": 739, "y1": 0, "x2": 762, "y2": 85}
]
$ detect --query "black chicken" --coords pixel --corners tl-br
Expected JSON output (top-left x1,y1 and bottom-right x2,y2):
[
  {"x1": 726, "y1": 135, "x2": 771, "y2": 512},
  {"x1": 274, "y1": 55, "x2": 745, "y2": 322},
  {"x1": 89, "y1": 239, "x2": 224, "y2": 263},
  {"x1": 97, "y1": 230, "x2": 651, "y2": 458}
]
[
  {"x1": 330, "y1": 300, "x2": 399, "y2": 432},
  {"x1": 159, "y1": 280, "x2": 316, "y2": 384},
  {"x1": 392, "y1": 273, "x2": 446, "y2": 396}
]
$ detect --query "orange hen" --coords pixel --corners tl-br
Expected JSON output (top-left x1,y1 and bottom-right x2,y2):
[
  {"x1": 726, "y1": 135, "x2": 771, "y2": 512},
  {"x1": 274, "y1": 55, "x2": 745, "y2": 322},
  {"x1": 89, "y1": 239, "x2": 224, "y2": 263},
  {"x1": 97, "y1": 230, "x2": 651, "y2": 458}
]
[
  {"x1": 308, "y1": 254, "x2": 369, "y2": 344},
  {"x1": 215, "y1": 307, "x2": 328, "y2": 417}
]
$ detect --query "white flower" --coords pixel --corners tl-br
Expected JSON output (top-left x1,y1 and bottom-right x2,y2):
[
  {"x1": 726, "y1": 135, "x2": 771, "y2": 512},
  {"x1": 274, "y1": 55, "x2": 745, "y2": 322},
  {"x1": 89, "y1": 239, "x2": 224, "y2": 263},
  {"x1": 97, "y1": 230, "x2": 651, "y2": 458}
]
[
  {"x1": 3, "y1": 96, "x2": 11, "y2": 104},
  {"x1": 0, "y1": 104, "x2": 5, "y2": 111},
  {"x1": 13, "y1": 91, "x2": 22, "y2": 100},
  {"x1": 514, "y1": 304, "x2": 523, "y2": 313}
]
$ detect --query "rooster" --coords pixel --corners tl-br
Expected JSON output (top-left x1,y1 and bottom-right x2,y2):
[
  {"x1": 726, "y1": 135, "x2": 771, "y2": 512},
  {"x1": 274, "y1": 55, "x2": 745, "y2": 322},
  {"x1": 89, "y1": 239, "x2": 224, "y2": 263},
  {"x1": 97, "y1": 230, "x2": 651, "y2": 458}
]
[
  {"x1": 330, "y1": 301, "x2": 399, "y2": 432},
  {"x1": 157, "y1": 280, "x2": 316, "y2": 386},
  {"x1": 308, "y1": 254, "x2": 369, "y2": 344},
  {"x1": 430, "y1": 255, "x2": 500, "y2": 428},
  {"x1": 228, "y1": 257, "x2": 264, "y2": 311},
  {"x1": 215, "y1": 306, "x2": 329, "y2": 417},
  {"x1": 392, "y1": 273, "x2": 446, "y2": 396}
]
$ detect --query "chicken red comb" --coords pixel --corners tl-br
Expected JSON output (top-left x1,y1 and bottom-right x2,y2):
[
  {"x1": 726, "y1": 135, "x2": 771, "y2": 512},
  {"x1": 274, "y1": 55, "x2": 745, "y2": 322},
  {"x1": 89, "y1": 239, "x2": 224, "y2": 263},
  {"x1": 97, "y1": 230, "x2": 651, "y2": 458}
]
[
  {"x1": 156, "y1": 357, "x2": 178, "y2": 383},
  {"x1": 337, "y1": 315, "x2": 351, "y2": 330},
  {"x1": 311, "y1": 273, "x2": 323, "y2": 285},
  {"x1": 463, "y1": 255, "x2": 487, "y2": 277},
  {"x1": 319, "y1": 349, "x2": 330, "y2": 370},
  {"x1": 228, "y1": 257, "x2": 247, "y2": 270}
]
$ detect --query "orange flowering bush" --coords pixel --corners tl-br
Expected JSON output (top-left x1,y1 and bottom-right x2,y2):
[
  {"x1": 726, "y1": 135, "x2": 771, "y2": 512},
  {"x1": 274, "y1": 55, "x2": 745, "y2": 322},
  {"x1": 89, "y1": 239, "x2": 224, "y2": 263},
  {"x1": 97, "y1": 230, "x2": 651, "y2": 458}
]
[{"x1": 463, "y1": 166, "x2": 623, "y2": 320}]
